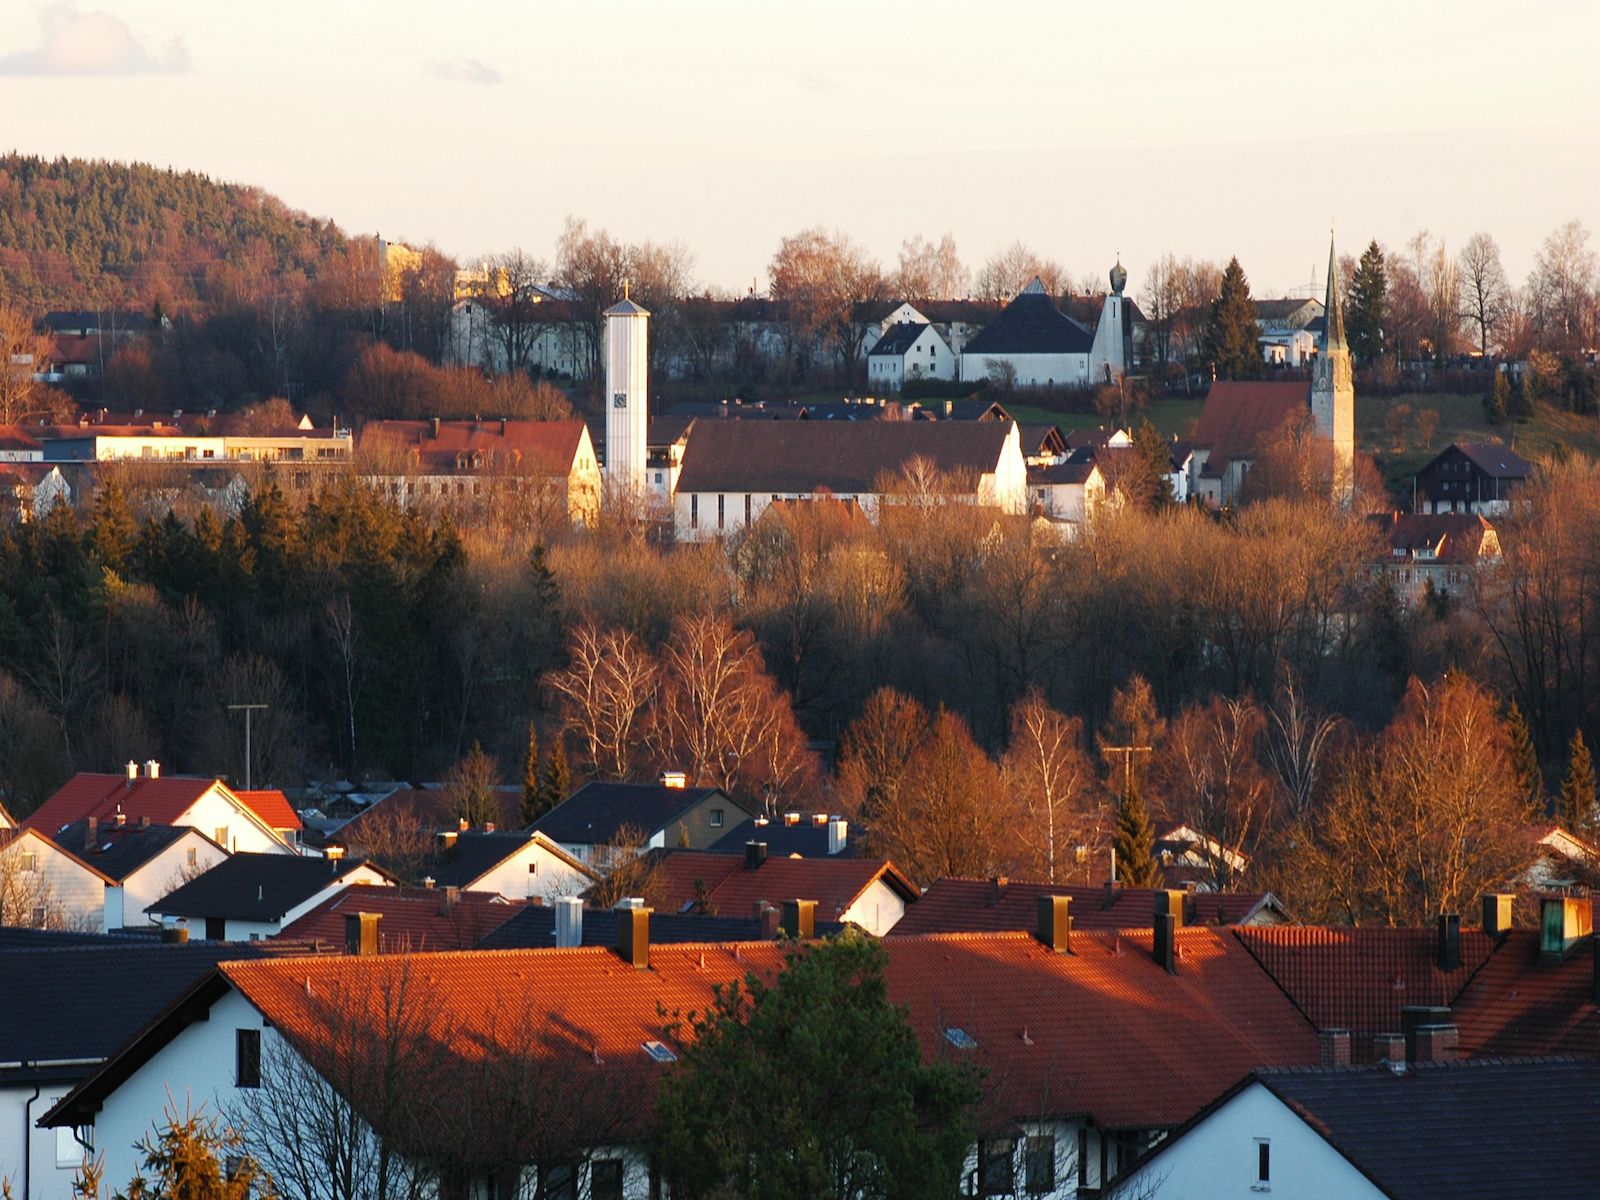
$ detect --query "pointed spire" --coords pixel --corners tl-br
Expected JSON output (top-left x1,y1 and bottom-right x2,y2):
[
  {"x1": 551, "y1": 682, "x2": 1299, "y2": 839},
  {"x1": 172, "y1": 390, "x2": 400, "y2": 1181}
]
[{"x1": 1323, "y1": 233, "x2": 1346, "y2": 350}]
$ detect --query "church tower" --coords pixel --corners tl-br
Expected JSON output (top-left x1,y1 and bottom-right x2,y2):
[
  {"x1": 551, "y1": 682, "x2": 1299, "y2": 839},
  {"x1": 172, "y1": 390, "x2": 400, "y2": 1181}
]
[
  {"x1": 1310, "y1": 235, "x2": 1355, "y2": 501},
  {"x1": 1088, "y1": 258, "x2": 1131, "y2": 385},
  {"x1": 604, "y1": 286, "x2": 650, "y2": 498}
]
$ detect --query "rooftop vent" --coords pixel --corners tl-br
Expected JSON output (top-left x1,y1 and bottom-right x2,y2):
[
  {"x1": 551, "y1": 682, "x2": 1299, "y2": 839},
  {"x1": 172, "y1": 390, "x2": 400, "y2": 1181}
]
[
  {"x1": 615, "y1": 904, "x2": 651, "y2": 970},
  {"x1": 1035, "y1": 894, "x2": 1072, "y2": 954},
  {"x1": 827, "y1": 818, "x2": 848, "y2": 855},
  {"x1": 658, "y1": 771, "x2": 687, "y2": 789},
  {"x1": 1482, "y1": 892, "x2": 1514, "y2": 939},
  {"x1": 745, "y1": 841, "x2": 768, "y2": 870},
  {"x1": 554, "y1": 896, "x2": 583, "y2": 948},
  {"x1": 781, "y1": 898, "x2": 816, "y2": 941}
]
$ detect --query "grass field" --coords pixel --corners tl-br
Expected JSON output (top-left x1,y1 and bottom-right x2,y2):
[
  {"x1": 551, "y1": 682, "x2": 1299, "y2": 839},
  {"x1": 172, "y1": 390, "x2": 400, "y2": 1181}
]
[{"x1": 1360, "y1": 392, "x2": 1600, "y2": 488}]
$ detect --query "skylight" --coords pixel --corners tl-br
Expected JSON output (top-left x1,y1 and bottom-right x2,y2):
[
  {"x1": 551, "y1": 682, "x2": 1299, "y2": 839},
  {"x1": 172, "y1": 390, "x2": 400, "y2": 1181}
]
[
  {"x1": 944, "y1": 1027, "x2": 977, "y2": 1051},
  {"x1": 642, "y1": 1040, "x2": 678, "y2": 1063}
]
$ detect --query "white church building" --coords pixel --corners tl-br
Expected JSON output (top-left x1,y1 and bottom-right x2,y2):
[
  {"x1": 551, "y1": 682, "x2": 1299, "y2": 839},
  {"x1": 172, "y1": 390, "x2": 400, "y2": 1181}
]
[{"x1": 959, "y1": 263, "x2": 1134, "y2": 389}]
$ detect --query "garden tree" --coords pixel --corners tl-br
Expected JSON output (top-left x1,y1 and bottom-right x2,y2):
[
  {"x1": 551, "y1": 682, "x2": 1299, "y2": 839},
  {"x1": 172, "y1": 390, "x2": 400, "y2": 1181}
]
[
  {"x1": 1, "y1": 831, "x2": 67, "y2": 927},
  {"x1": 866, "y1": 708, "x2": 1012, "y2": 884},
  {"x1": 1415, "y1": 232, "x2": 1461, "y2": 359},
  {"x1": 768, "y1": 226, "x2": 886, "y2": 385},
  {"x1": 1097, "y1": 674, "x2": 1165, "y2": 789},
  {"x1": 519, "y1": 722, "x2": 540, "y2": 826},
  {"x1": 1459, "y1": 232, "x2": 1510, "y2": 356},
  {"x1": 1201, "y1": 257, "x2": 1260, "y2": 380},
  {"x1": 1001, "y1": 692, "x2": 1094, "y2": 883},
  {"x1": 443, "y1": 741, "x2": 501, "y2": 828},
  {"x1": 1299, "y1": 673, "x2": 1536, "y2": 925},
  {"x1": 339, "y1": 808, "x2": 434, "y2": 882},
  {"x1": 0, "y1": 303, "x2": 55, "y2": 423},
  {"x1": 1111, "y1": 776, "x2": 1162, "y2": 888},
  {"x1": 1346, "y1": 241, "x2": 1388, "y2": 366},
  {"x1": 1138, "y1": 253, "x2": 1185, "y2": 374},
  {"x1": 1155, "y1": 695, "x2": 1273, "y2": 889},
  {"x1": 473, "y1": 247, "x2": 552, "y2": 375},
  {"x1": 536, "y1": 735, "x2": 570, "y2": 817},
  {"x1": 1558, "y1": 729, "x2": 1596, "y2": 834},
  {"x1": 114, "y1": 1104, "x2": 270, "y2": 1200},
  {"x1": 973, "y1": 241, "x2": 1067, "y2": 303},
  {"x1": 654, "y1": 932, "x2": 979, "y2": 1200},
  {"x1": 892, "y1": 233, "x2": 968, "y2": 301},
  {"x1": 1485, "y1": 369, "x2": 1511, "y2": 424},
  {"x1": 89, "y1": 482, "x2": 139, "y2": 573},
  {"x1": 391, "y1": 245, "x2": 459, "y2": 364},
  {"x1": 584, "y1": 822, "x2": 665, "y2": 909},
  {"x1": 1507, "y1": 699, "x2": 1542, "y2": 808},
  {"x1": 1527, "y1": 219, "x2": 1598, "y2": 353},
  {"x1": 835, "y1": 688, "x2": 930, "y2": 824},
  {"x1": 554, "y1": 216, "x2": 629, "y2": 382},
  {"x1": 544, "y1": 623, "x2": 658, "y2": 780},
  {"x1": 1263, "y1": 672, "x2": 1342, "y2": 821},
  {"x1": 1384, "y1": 243, "x2": 1430, "y2": 364}
]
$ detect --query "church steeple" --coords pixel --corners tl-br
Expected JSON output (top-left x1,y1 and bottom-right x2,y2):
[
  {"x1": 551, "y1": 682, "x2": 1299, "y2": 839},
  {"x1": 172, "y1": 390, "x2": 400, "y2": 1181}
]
[{"x1": 1323, "y1": 234, "x2": 1346, "y2": 350}]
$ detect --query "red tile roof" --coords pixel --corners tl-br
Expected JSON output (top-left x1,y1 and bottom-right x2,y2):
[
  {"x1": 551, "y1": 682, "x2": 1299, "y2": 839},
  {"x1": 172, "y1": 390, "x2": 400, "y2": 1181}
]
[
  {"x1": 1451, "y1": 930, "x2": 1600, "y2": 1057},
  {"x1": 332, "y1": 787, "x2": 525, "y2": 846},
  {"x1": 645, "y1": 850, "x2": 919, "y2": 923},
  {"x1": 359, "y1": 419, "x2": 587, "y2": 475},
  {"x1": 275, "y1": 884, "x2": 526, "y2": 952},
  {"x1": 1367, "y1": 512, "x2": 1497, "y2": 565},
  {"x1": 1192, "y1": 381, "x2": 1307, "y2": 476},
  {"x1": 889, "y1": 878, "x2": 1281, "y2": 937},
  {"x1": 23, "y1": 773, "x2": 298, "y2": 839},
  {"x1": 1233, "y1": 925, "x2": 1495, "y2": 1058}
]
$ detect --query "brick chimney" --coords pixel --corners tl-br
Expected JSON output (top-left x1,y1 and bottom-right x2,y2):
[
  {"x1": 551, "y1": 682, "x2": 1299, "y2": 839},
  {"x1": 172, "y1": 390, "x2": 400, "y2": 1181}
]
[
  {"x1": 1437, "y1": 912, "x2": 1461, "y2": 971},
  {"x1": 745, "y1": 841, "x2": 768, "y2": 870},
  {"x1": 987, "y1": 877, "x2": 1008, "y2": 907},
  {"x1": 1401, "y1": 1005, "x2": 1451, "y2": 1062},
  {"x1": 1035, "y1": 894, "x2": 1071, "y2": 955},
  {"x1": 125, "y1": 760, "x2": 138, "y2": 785},
  {"x1": 83, "y1": 817, "x2": 98, "y2": 850},
  {"x1": 1482, "y1": 892, "x2": 1514, "y2": 939},
  {"x1": 755, "y1": 901, "x2": 779, "y2": 939},
  {"x1": 439, "y1": 886, "x2": 461, "y2": 914},
  {"x1": 1412, "y1": 1024, "x2": 1459, "y2": 1064},
  {"x1": 554, "y1": 896, "x2": 583, "y2": 948},
  {"x1": 1153, "y1": 890, "x2": 1185, "y2": 975},
  {"x1": 781, "y1": 898, "x2": 816, "y2": 940},
  {"x1": 143, "y1": 759, "x2": 160, "y2": 779},
  {"x1": 1318, "y1": 1028, "x2": 1351, "y2": 1067},
  {"x1": 615, "y1": 904, "x2": 651, "y2": 969},
  {"x1": 345, "y1": 912, "x2": 380, "y2": 956}
]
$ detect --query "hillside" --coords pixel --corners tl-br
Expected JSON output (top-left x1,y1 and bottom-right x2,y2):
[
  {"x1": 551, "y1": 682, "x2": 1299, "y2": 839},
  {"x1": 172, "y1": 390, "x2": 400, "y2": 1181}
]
[{"x1": 0, "y1": 153, "x2": 349, "y2": 314}]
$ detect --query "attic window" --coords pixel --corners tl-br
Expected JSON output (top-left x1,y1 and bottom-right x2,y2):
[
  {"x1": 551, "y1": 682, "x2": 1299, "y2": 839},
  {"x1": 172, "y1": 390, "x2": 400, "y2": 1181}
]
[
  {"x1": 944, "y1": 1027, "x2": 977, "y2": 1051},
  {"x1": 642, "y1": 1040, "x2": 678, "y2": 1064}
]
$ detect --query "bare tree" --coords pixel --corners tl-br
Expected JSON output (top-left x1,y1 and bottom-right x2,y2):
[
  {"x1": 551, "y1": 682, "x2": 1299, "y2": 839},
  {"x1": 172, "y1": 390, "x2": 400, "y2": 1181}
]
[
  {"x1": 475, "y1": 248, "x2": 553, "y2": 376},
  {"x1": 326, "y1": 595, "x2": 361, "y2": 773},
  {"x1": 768, "y1": 227, "x2": 886, "y2": 385},
  {"x1": 1263, "y1": 671, "x2": 1342, "y2": 821},
  {"x1": 893, "y1": 234, "x2": 968, "y2": 301},
  {"x1": 1527, "y1": 219, "x2": 1599, "y2": 353},
  {"x1": 545, "y1": 624, "x2": 658, "y2": 780},
  {"x1": 835, "y1": 688, "x2": 930, "y2": 825},
  {"x1": 441, "y1": 742, "x2": 501, "y2": 828},
  {"x1": 973, "y1": 241, "x2": 1067, "y2": 303},
  {"x1": 1155, "y1": 695, "x2": 1273, "y2": 889},
  {"x1": 1001, "y1": 692, "x2": 1094, "y2": 883},
  {"x1": 0, "y1": 304, "x2": 54, "y2": 424},
  {"x1": 1458, "y1": 232, "x2": 1510, "y2": 357}
]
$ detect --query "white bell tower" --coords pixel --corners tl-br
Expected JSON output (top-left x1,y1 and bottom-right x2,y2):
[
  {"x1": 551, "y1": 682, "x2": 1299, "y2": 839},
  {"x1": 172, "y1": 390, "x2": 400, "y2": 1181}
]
[{"x1": 604, "y1": 285, "x2": 650, "y2": 497}]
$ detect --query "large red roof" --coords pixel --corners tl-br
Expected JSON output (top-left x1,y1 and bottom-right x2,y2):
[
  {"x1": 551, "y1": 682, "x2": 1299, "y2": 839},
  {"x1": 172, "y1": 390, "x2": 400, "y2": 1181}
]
[
  {"x1": 1192, "y1": 381, "x2": 1307, "y2": 476},
  {"x1": 1451, "y1": 929, "x2": 1600, "y2": 1057},
  {"x1": 646, "y1": 850, "x2": 918, "y2": 923},
  {"x1": 890, "y1": 878, "x2": 1279, "y2": 937},
  {"x1": 24, "y1": 773, "x2": 299, "y2": 838},
  {"x1": 359, "y1": 419, "x2": 587, "y2": 475},
  {"x1": 275, "y1": 884, "x2": 525, "y2": 952}
]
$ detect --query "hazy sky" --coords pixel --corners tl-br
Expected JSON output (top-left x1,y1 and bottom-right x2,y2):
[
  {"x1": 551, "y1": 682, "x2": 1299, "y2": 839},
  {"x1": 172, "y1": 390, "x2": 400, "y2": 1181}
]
[{"x1": 3, "y1": 0, "x2": 1597, "y2": 298}]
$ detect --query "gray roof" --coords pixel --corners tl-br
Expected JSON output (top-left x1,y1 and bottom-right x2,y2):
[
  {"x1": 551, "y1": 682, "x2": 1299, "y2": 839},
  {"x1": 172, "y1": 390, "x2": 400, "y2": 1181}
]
[
  {"x1": 962, "y1": 285, "x2": 1093, "y2": 356},
  {"x1": 148, "y1": 852, "x2": 384, "y2": 922},
  {"x1": 604, "y1": 297, "x2": 650, "y2": 317},
  {"x1": 709, "y1": 816, "x2": 855, "y2": 858},
  {"x1": 1450, "y1": 441, "x2": 1532, "y2": 479},
  {"x1": 428, "y1": 831, "x2": 548, "y2": 888},
  {"x1": 55, "y1": 820, "x2": 211, "y2": 882},
  {"x1": 532, "y1": 782, "x2": 747, "y2": 847},
  {"x1": 675, "y1": 419, "x2": 1016, "y2": 495},
  {"x1": 477, "y1": 905, "x2": 782, "y2": 949},
  {"x1": 869, "y1": 321, "x2": 934, "y2": 358}
]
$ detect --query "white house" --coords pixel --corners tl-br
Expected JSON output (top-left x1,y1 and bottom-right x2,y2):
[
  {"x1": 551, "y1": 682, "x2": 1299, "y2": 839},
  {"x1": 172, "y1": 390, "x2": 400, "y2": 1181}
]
[
  {"x1": 671, "y1": 419, "x2": 1028, "y2": 541},
  {"x1": 1029, "y1": 459, "x2": 1106, "y2": 525},
  {"x1": 960, "y1": 278, "x2": 1095, "y2": 388},
  {"x1": 54, "y1": 820, "x2": 230, "y2": 930},
  {"x1": 427, "y1": 829, "x2": 595, "y2": 901},
  {"x1": 0, "y1": 828, "x2": 109, "y2": 931},
  {"x1": 147, "y1": 852, "x2": 394, "y2": 941},
  {"x1": 865, "y1": 321, "x2": 956, "y2": 390}
]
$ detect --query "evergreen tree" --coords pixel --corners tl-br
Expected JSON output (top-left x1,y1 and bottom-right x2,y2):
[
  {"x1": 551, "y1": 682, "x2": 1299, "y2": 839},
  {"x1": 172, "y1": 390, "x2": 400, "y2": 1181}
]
[
  {"x1": 1485, "y1": 371, "x2": 1510, "y2": 425},
  {"x1": 1507, "y1": 699, "x2": 1542, "y2": 809},
  {"x1": 1202, "y1": 257, "x2": 1261, "y2": 381},
  {"x1": 1112, "y1": 778, "x2": 1162, "y2": 888},
  {"x1": 113, "y1": 1104, "x2": 269, "y2": 1200},
  {"x1": 88, "y1": 481, "x2": 138, "y2": 572},
  {"x1": 1558, "y1": 728, "x2": 1596, "y2": 833},
  {"x1": 536, "y1": 735, "x2": 570, "y2": 818},
  {"x1": 1347, "y1": 241, "x2": 1388, "y2": 366},
  {"x1": 519, "y1": 721, "x2": 540, "y2": 826}
]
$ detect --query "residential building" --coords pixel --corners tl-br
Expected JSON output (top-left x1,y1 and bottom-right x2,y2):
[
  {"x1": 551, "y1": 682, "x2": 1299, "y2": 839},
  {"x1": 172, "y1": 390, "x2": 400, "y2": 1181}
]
[
  {"x1": 1253, "y1": 296, "x2": 1325, "y2": 366},
  {"x1": 23, "y1": 764, "x2": 302, "y2": 854},
  {"x1": 889, "y1": 879, "x2": 1289, "y2": 937},
  {"x1": 478, "y1": 898, "x2": 805, "y2": 949},
  {"x1": 359, "y1": 418, "x2": 601, "y2": 526},
  {"x1": 865, "y1": 321, "x2": 957, "y2": 390},
  {"x1": 146, "y1": 851, "x2": 394, "y2": 941},
  {"x1": 709, "y1": 811, "x2": 854, "y2": 858},
  {"x1": 1028, "y1": 458, "x2": 1106, "y2": 528},
  {"x1": 671, "y1": 418, "x2": 1028, "y2": 540},
  {"x1": 530, "y1": 780, "x2": 755, "y2": 866},
  {"x1": 54, "y1": 819, "x2": 229, "y2": 930},
  {"x1": 1017, "y1": 422, "x2": 1068, "y2": 465},
  {"x1": 1414, "y1": 441, "x2": 1532, "y2": 514},
  {"x1": 0, "y1": 827, "x2": 110, "y2": 931},
  {"x1": 424, "y1": 829, "x2": 594, "y2": 901},
  {"x1": 872, "y1": 299, "x2": 997, "y2": 358},
  {"x1": 0, "y1": 462, "x2": 70, "y2": 520},
  {"x1": 1367, "y1": 512, "x2": 1500, "y2": 608},
  {"x1": 276, "y1": 883, "x2": 525, "y2": 952},
  {"x1": 959, "y1": 277, "x2": 1096, "y2": 388}
]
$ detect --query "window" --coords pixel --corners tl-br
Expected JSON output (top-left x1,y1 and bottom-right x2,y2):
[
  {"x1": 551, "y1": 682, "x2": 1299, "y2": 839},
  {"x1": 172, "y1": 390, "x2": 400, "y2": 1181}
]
[
  {"x1": 717, "y1": 493, "x2": 725, "y2": 530},
  {"x1": 215, "y1": 827, "x2": 229, "y2": 850},
  {"x1": 690, "y1": 494, "x2": 698, "y2": 529},
  {"x1": 979, "y1": 1138, "x2": 1015, "y2": 1196},
  {"x1": 56, "y1": 1124, "x2": 90, "y2": 1168},
  {"x1": 943, "y1": 1027, "x2": 977, "y2": 1050},
  {"x1": 709, "y1": 808, "x2": 725, "y2": 828},
  {"x1": 32, "y1": 905, "x2": 46, "y2": 927},
  {"x1": 744, "y1": 494, "x2": 752, "y2": 524},
  {"x1": 235, "y1": 1029, "x2": 261, "y2": 1088},
  {"x1": 205, "y1": 917, "x2": 227, "y2": 941},
  {"x1": 543, "y1": 1163, "x2": 578, "y2": 1200},
  {"x1": 1253, "y1": 1138, "x2": 1270, "y2": 1190},
  {"x1": 643, "y1": 1040, "x2": 678, "y2": 1063},
  {"x1": 528, "y1": 862, "x2": 538, "y2": 874},
  {"x1": 186, "y1": 847, "x2": 198, "y2": 867},
  {"x1": 18, "y1": 850, "x2": 36, "y2": 873},
  {"x1": 1024, "y1": 1135, "x2": 1055, "y2": 1194},
  {"x1": 591, "y1": 1159, "x2": 624, "y2": 1200}
]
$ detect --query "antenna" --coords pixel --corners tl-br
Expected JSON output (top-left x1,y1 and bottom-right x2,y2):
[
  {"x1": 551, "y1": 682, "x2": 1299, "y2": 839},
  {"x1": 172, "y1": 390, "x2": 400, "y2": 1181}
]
[{"x1": 227, "y1": 703, "x2": 268, "y2": 791}]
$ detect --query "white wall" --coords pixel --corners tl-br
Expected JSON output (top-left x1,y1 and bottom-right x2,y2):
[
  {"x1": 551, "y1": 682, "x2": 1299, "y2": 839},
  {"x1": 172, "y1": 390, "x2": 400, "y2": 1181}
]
[
  {"x1": 106, "y1": 832, "x2": 229, "y2": 930},
  {"x1": 962, "y1": 352, "x2": 1091, "y2": 388},
  {"x1": 840, "y1": 878, "x2": 906, "y2": 936},
  {"x1": 1, "y1": 834, "x2": 104, "y2": 931},
  {"x1": 1110, "y1": 1082, "x2": 1381, "y2": 1200},
  {"x1": 1, "y1": 1080, "x2": 88, "y2": 1200},
  {"x1": 462, "y1": 839, "x2": 592, "y2": 902},
  {"x1": 181, "y1": 790, "x2": 293, "y2": 855}
]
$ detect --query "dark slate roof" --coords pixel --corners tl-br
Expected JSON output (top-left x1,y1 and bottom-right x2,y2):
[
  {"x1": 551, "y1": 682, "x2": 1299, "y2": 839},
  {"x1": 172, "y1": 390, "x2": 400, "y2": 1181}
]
[
  {"x1": 1450, "y1": 441, "x2": 1533, "y2": 480},
  {"x1": 43, "y1": 310, "x2": 154, "y2": 334},
  {"x1": 1256, "y1": 1059, "x2": 1600, "y2": 1200},
  {"x1": 709, "y1": 815, "x2": 855, "y2": 858},
  {"x1": 0, "y1": 926, "x2": 161, "y2": 949},
  {"x1": 148, "y1": 852, "x2": 387, "y2": 921},
  {"x1": 0, "y1": 940, "x2": 265, "y2": 1082},
  {"x1": 427, "y1": 831, "x2": 546, "y2": 888},
  {"x1": 1029, "y1": 460, "x2": 1097, "y2": 485},
  {"x1": 869, "y1": 321, "x2": 933, "y2": 358},
  {"x1": 675, "y1": 419, "x2": 1017, "y2": 495},
  {"x1": 55, "y1": 820, "x2": 213, "y2": 882},
  {"x1": 477, "y1": 904, "x2": 789, "y2": 949},
  {"x1": 962, "y1": 283, "x2": 1093, "y2": 356},
  {"x1": 532, "y1": 782, "x2": 746, "y2": 847}
]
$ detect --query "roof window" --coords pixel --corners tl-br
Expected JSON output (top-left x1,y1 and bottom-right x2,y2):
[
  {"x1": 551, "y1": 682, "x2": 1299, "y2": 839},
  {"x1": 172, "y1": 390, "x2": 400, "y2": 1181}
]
[
  {"x1": 944, "y1": 1027, "x2": 978, "y2": 1051},
  {"x1": 643, "y1": 1040, "x2": 678, "y2": 1063}
]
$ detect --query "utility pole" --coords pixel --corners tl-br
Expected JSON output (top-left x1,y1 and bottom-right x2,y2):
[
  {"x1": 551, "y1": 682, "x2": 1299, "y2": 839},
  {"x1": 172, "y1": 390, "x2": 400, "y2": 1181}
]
[
  {"x1": 1099, "y1": 744, "x2": 1152, "y2": 884},
  {"x1": 228, "y1": 703, "x2": 268, "y2": 791}
]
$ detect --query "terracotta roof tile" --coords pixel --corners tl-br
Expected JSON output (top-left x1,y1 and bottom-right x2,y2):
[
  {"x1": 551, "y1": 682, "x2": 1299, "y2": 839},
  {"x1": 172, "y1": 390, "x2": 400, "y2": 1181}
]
[
  {"x1": 1192, "y1": 381, "x2": 1307, "y2": 474},
  {"x1": 1452, "y1": 930, "x2": 1600, "y2": 1057},
  {"x1": 890, "y1": 878, "x2": 1280, "y2": 937},
  {"x1": 645, "y1": 850, "x2": 918, "y2": 923},
  {"x1": 25, "y1": 773, "x2": 298, "y2": 838},
  {"x1": 276, "y1": 884, "x2": 525, "y2": 952}
]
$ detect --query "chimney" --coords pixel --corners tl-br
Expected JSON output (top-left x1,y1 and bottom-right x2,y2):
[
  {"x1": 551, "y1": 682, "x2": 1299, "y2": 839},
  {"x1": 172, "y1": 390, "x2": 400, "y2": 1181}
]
[
  {"x1": 1437, "y1": 912, "x2": 1461, "y2": 972},
  {"x1": 1412, "y1": 1024, "x2": 1459, "y2": 1064},
  {"x1": 345, "y1": 912, "x2": 380, "y2": 956},
  {"x1": 615, "y1": 904, "x2": 651, "y2": 969},
  {"x1": 987, "y1": 876, "x2": 1008, "y2": 907},
  {"x1": 1318, "y1": 1028, "x2": 1351, "y2": 1068},
  {"x1": 811, "y1": 813, "x2": 827, "y2": 826},
  {"x1": 159, "y1": 920, "x2": 189, "y2": 944},
  {"x1": 483, "y1": 821, "x2": 495, "y2": 834},
  {"x1": 1035, "y1": 894, "x2": 1072, "y2": 954},
  {"x1": 114, "y1": 810, "x2": 126, "y2": 827},
  {"x1": 1540, "y1": 895, "x2": 1593, "y2": 959},
  {"x1": 437, "y1": 830, "x2": 458, "y2": 852},
  {"x1": 325, "y1": 844, "x2": 346, "y2": 862},
  {"x1": 125, "y1": 760, "x2": 138, "y2": 784},
  {"x1": 430, "y1": 416, "x2": 441, "y2": 439},
  {"x1": 1482, "y1": 893, "x2": 1514, "y2": 939},
  {"x1": 421, "y1": 875, "x2": 435, "y2": 889},
  {"x1": 1153, "y1": 890, "x2": 1184, "y2": 975},
  {"x1": 143, "y1": 760, "x2": 160, "y2": 779},
  {"x1": 745, "y1": 841, "x2": 768, "y2": 870},
  {"x1": 1102, "y1": 879, "x2": 1121, "y2": 909},
  {"x1": 827, "y1": 818, "x2": 848, "y2": 855},
  {"x1": 755, "y1": 901, "x2": 779, "y2": 939},
  {"x1": 458, "y1": 817, "x2": 469, "y2": 832},
  {"x1": 658, "y1": 770, "x2": 687, "y2": 789},
  {"x1": 439, "y1": 886, "x2": 461, "y2": 914},
  {"x1": 781, "y1": 899, "x2": 816, "y2": 940},
  {"x1": 784, "y1": 811, "x2": 800, "y2": 827},
  {"x1": 499, "y1": 417, "x2": 507, "y2": 436},
  {"x1": 1401, "y1": 1005, "x2": 1451, "y2": 1062},
  {"x1": 84, "y1": 816, "x2": 98, "y2": 850},
  {"x1": 138, "y1": 815, "x2": 149, "y2": 829},
  {"x1": 554, "y1": 896, "x2": 583, "y2": 948},
  {"x1": 1374, "y1": 1033, "x2": 1406, "y2": 1074}
]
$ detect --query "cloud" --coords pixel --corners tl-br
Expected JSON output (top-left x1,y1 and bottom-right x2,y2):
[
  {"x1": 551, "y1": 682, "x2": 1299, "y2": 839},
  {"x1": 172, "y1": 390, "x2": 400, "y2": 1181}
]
[
  {"x1": 0, "y1": 3, "x2": 189, "y2": 76},
  {"x1": 428, "y1": 58, "x2": 505, "y2": 86}
]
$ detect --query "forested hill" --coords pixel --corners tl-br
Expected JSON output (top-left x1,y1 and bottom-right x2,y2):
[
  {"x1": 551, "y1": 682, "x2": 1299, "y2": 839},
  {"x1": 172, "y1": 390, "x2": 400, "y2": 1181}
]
[{"x1": 0, "y1": 153, "x2": 350, "y2": 313}]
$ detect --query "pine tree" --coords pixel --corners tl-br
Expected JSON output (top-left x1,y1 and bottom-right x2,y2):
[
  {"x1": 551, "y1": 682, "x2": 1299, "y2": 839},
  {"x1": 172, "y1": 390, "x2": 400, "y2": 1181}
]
[
  {"x1": 1347, "y1": 241, "x2": 1388, "y2": 366},
  {"x1": 89, "y1": 481, "x2": 138, "y2": 572},
  {"x1": 1485, "y1": 369, "x2": 1512, "y2": 425},
  {"x1": 520, "y1": 721, "x2": 540, "y2": 826},
  {"x1": 1558, "y1": 729, "x2": 1596, "y2": 833},
  {"x1": 1506, "y1": 699, "x2": 1541, "y2": 810},
  {"x1": 1202, "y1": 257, "x2": 1261, "y2": 381},
  {"x1": 1112, "y1": 778, "x2": 1162, "y2": 888},
  {"x1": 536, "y1": 735, "x2": 570, "y2": 818}
]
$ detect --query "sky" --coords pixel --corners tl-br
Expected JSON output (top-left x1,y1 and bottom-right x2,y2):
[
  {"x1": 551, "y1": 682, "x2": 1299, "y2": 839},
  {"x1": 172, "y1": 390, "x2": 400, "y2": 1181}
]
[{"x1": 2, "y1": 0, "x2": 1597, "y2": 298}]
